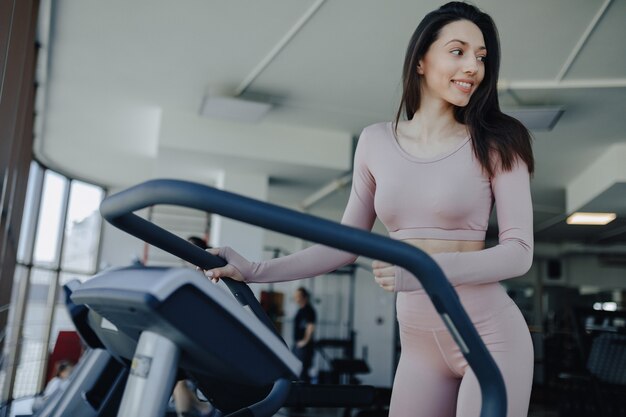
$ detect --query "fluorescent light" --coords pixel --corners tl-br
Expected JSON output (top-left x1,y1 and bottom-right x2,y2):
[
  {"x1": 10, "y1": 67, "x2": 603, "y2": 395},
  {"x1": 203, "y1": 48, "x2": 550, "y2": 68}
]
[
  {"x1": 602, "y1": 302, "x2": 617, "y2": 311},
  {"x1": 593, "y1": 302, "x2": 617, "y2": 311},
  {"x1": 566, "y1": 212, "x2": 617, "y2": 225},
  {"x1": 199, "y1": 95, "x2": 272, "y2": 124},
  {"x1": 503, "y1": 106, "x2": 564, "y2": 131}
]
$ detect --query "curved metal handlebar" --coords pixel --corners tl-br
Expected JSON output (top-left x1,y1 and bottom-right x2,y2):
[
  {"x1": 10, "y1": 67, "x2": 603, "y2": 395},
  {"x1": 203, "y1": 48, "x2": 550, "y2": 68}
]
[{"x1": 100, "y1": 179, "x2": 506, "y2": 417}]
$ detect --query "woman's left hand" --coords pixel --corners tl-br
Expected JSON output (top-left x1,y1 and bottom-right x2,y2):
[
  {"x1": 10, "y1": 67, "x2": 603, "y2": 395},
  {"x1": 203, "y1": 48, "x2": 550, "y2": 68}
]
[{"x1": 372, "y1": 260, "x2": 396, "y2": 292}]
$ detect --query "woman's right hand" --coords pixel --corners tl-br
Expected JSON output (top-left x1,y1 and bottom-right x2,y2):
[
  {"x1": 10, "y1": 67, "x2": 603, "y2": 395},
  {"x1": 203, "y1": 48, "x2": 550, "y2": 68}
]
[
  {"x1": 372, "y1": 260, "x2": 396, "y2": 292},
  {"x1": 201, "y1": 247, "x2": 246, "y2": 283}
]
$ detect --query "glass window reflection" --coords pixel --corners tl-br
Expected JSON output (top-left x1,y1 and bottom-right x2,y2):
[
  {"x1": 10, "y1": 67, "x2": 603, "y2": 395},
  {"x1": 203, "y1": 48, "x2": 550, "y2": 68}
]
[{"x1": 61, "y1": 181, "x2": 104, "y2": 273}]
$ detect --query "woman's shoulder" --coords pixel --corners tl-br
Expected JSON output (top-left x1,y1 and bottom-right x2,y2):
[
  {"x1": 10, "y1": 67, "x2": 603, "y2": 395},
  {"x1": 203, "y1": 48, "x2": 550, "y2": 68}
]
[
  {"x1": 353, "y1": 122, "x2": 394, "y2": 162},
  {"x1": 357, "y1": 121, "x2": 393, "y2": 147},
  {"x1": 361, "y1": 121, "x2": 392, "y2": 136}
]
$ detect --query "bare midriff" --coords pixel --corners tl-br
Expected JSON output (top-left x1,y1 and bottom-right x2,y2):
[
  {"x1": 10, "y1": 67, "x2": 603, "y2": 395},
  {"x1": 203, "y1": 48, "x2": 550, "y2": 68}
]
[{"x1": 402, "y1": 238, "x2": 485, "y2": 255}]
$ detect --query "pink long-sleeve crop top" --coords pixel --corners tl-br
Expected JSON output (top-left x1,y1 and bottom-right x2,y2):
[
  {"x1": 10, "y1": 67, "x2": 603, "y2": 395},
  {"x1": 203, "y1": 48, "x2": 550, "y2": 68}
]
[{"x1": 217, "y1": 121, "x2": 533, "y2": 291}]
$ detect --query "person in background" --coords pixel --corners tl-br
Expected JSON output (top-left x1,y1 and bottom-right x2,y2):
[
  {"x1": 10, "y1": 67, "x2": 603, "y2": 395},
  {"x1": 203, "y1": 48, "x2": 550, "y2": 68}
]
[
  {"x1": 31, "y1": 360, "x2": 75, "y2": 412},
  {"x1": 292, "y1": 287, "x2": 316, "y2": 383}
]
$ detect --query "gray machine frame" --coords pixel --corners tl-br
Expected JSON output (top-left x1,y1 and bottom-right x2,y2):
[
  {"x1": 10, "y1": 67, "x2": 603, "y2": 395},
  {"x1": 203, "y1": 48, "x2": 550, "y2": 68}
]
[{"x1": 71, "y1": 267, "x2": 300, "y2": 417}]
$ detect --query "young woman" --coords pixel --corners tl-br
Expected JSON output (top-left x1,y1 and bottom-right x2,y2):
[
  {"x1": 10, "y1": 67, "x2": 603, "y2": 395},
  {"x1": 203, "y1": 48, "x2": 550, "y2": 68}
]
[{"x1": 204, "y1": 2, "x2": 534, "y2": 416}]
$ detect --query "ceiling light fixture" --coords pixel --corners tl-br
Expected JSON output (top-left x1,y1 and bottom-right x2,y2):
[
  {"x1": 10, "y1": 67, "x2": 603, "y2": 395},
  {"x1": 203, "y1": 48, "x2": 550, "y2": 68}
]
[
  {"x1": 566, "y1": 212, "x2": 617, "y2": 225},
  {"x1": 503, "y1": 106, "x2": 565, "y2": 131},
  {"x1": 199, "y1": 94, "x2": 272, "y2": 124}
]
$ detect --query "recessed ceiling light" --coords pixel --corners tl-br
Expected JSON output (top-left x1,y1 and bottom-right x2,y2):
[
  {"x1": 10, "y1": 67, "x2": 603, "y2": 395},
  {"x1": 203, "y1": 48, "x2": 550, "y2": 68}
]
[
  {"x1": 503, "y1": 106, "x2": 564, "y2": 131},
  {"x1": 566, "y1": 212, "x2": 617, "y2": 225},
  {"x1": 199, "y1": 94, "x2": 272, "y2": 124}
]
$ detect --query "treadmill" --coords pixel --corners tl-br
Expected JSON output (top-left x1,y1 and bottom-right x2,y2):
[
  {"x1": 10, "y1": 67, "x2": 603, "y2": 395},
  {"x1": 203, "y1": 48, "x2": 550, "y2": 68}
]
[{"x1": 41, "y1": 178, "x2": 507, "y2": 417}]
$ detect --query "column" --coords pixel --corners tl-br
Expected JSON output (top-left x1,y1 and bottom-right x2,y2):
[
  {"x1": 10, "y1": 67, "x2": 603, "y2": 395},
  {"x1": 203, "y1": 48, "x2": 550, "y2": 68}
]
[{"x1": 210, "y1": 171, "x2": 269, "y2": 262}]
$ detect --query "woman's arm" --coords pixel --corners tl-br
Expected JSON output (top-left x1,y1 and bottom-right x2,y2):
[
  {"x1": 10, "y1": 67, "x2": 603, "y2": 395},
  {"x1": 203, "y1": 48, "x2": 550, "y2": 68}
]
[{"x1": 211, "y1": 130, "x2": 377, "y2": 283}]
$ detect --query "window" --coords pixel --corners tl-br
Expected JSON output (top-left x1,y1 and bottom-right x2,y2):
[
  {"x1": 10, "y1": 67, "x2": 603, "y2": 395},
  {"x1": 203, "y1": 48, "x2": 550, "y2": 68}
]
[
  {"x1": 3, "y1": 162, "x2": 105, "y2": 398},
  {"x1": 61, "y1": 181, "x2": 104, "y2": 273},
  {"x1": 32, "y1": 171, "x2": 68, "y2": 269}
]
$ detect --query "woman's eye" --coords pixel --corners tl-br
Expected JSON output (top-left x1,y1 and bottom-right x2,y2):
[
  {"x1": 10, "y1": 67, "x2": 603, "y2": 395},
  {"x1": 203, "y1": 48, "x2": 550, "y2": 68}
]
[
  {"x1": 450, "y1": 49, "x2": 462, "y2": 56},
  {"x1": 477, "y1": 56, "x2": 487, "y2": 62}
]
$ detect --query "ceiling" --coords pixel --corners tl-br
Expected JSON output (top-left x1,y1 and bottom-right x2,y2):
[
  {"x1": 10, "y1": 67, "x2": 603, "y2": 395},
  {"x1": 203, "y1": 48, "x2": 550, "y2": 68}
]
[{"x1": 33, "y1": 0, "x2": 626, "y2": 246}]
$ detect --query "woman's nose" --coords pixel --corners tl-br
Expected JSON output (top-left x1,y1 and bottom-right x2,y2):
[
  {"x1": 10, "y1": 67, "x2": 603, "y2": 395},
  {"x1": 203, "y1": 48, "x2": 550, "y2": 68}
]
[{"x1": 463, "y1": 56, "x2": 479, "y2": 74}]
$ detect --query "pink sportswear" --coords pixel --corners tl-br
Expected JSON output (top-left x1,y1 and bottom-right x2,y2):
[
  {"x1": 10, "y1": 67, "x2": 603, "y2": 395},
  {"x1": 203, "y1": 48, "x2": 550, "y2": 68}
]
[
  {"x1": 217, "y1": 121, "x2": 535, "y2": 417},
  {"x1": 217, "y1": 121, "x2": 533, "y2": 291}
]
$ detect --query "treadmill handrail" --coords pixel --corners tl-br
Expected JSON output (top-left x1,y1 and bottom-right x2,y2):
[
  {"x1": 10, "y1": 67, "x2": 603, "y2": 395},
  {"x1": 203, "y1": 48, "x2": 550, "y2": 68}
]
[{"x1": 100, "y1": 178, "x2": 506, "y2": 417}]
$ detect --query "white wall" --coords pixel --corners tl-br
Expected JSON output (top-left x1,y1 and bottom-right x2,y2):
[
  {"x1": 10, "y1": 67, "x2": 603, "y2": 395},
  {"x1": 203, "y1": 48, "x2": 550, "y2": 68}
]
[{"x1": 352, "y1": 266, "x2": 397, "y2": 387}]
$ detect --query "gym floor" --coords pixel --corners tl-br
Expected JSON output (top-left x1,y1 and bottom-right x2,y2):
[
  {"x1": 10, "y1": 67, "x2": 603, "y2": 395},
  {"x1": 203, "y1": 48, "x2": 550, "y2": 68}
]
[{"x1": 271, "y1": 402, "x2": 559, "y2": 417}]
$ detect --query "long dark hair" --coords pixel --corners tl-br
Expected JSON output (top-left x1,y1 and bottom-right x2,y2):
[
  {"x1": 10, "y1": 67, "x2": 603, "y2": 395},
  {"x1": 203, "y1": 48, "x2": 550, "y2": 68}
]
[{"x1": 395, "y1": 2, "x2": 534, "y2": 177}]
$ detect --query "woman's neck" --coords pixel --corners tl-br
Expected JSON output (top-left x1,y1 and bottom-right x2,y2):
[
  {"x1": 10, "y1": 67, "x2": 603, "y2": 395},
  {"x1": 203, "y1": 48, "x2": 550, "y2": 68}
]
[{"x1": 404, "y1": 100, "x2": 464, "y2": 143}]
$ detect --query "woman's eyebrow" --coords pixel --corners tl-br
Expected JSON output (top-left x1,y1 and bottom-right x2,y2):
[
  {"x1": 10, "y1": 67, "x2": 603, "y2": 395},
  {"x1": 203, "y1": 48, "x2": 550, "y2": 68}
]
[{"x1": 444, "y1": 39, "x2": 487, "y2": 51}]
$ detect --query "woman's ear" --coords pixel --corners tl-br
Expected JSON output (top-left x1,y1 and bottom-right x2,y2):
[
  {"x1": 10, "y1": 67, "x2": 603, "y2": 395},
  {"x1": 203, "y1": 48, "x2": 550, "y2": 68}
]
[{"x1": 416, "y1": 60, "x2": 424, "y2": 75}]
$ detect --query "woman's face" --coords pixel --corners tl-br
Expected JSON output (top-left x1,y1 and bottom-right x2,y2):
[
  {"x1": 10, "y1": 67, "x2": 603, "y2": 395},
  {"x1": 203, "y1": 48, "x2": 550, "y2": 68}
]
[{"x1": 418, "y1": 19, "x2": 487, "y2": 108}]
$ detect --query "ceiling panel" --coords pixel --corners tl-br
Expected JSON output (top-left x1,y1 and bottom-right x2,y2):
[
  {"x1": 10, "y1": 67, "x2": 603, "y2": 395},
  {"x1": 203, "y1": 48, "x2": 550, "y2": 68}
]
[
  {"x1": 565, "y1": 0, "x2": 626, "y2": 79},
  {"x1": 580, "y1": 183, "x2": 626, "y2": 216},
  {"x1": 251, "y1": 0, "x2": 605, "y2": 115},
  {"x1": 249, "y1": 0, "x2": 427, "y2": 118},
  {"x1": 511, "y1": 87, "x2": 626, "y2": 188},
  {"x1": 50, "y1": 0, "x2": 314, "y2": 110},
  {"x1": 535, "y1": 216, "x2": 626, "y2": 244},
  {"x1": 482, "y1": 0, "x2": 606, "y2": 80}
]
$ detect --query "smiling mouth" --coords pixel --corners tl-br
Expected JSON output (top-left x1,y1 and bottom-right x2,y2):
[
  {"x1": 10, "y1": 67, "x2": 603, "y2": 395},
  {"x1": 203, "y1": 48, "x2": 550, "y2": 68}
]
[{"x1": 451, "y1": 80, "x2": 473, "y2": 93}]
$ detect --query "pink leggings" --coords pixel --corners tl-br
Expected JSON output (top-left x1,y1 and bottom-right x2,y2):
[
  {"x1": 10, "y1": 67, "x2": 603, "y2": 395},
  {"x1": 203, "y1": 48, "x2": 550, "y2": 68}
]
[{"x1": 391, "y1": 283, "x2": 533, "y2": 417}]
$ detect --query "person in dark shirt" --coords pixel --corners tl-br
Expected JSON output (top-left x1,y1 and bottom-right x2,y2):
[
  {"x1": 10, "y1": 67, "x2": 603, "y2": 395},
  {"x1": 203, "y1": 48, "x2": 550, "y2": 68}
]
[{"x1": 292, "y1": 287, "x2": 316, "y2": 383}]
